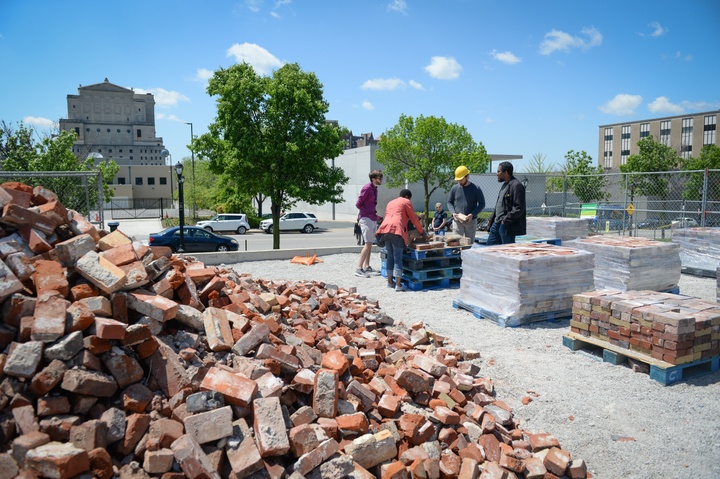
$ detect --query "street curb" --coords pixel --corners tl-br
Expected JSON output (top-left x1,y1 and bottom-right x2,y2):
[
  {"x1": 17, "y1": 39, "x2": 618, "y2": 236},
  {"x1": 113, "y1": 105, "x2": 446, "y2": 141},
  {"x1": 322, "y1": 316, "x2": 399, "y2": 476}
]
[{"x1": 184, "y1": 245, "x2": 372, "y2": 266}]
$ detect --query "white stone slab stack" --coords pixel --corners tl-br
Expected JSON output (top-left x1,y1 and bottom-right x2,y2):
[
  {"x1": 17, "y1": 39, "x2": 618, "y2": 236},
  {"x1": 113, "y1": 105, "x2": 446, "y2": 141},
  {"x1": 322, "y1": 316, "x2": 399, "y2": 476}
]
[
  {"x1": 565, "y1": 236, "x2": 680, "y2": 292},
  {"x1": 525, "y1": 217, "x2": 589, "y2": 241},
  {"x1": 671, "y1": 227, "x2": 720, "y2": 276},
  {"x1": 457, "y1": 243, "x2": 595, "y2": 326}
]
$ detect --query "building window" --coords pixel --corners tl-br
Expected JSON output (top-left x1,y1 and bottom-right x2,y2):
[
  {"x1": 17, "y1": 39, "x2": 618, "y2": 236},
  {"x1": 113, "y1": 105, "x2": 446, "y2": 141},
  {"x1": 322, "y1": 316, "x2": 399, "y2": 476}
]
[
  {"x1": 704, "y1": 115, "x2": 717, "y2": 146},
  {"x1": 85, "y1": 128, "x2": 90, "y2": 132},
  {"x1": 159, "y1": 177, "x2": 167, "y2": 185},
  {"x1": 640, "y1": 123, "x2": 650, "y2": 138},
  {"x1": 135, "y1": 177, "x2": 143, "y2": 186},
  {"x1": 603, "y1": 127, "x2": 613, "y2": 169},
  {"x1": 148, "y1": 177, "x2": 155, "y2": 185},
  {"x1": 130, "y1": 149, "x2": 133, "y2": 153},
  {"x1": 681, "y1": 118, "x2": 693, "y2": 159},
  {"x1": 620, "y1": 126, "x2": 631, "y2": 165},
  {"x1": 74, "y1": 127, "x2": 80, "y2": 136},
  {"x1": 118, "y1": 177, "x2": 126, "y2": 185},
  {"x1": 137, "y1": 129, "x2": 141, "y2": 138},
  {"x1": 660, "y1": 120, "x2": 671, "y2": 146}
]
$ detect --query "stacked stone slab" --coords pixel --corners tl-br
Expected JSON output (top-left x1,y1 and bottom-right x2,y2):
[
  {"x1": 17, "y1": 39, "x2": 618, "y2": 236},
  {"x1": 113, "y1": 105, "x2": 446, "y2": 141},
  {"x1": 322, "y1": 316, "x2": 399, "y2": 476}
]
[
  {"x1": 571, "y1": 290, "x2": 720, "y2": 365},
  {"x1": 525, "y1": 216, "x2": 589, "y2": 241},
  {"x1": 672, "y1": 227, "x2": 720, "y2": 275},
  {"x1": 565, "y1": 236, "x2": 681, "y2": 292},
  {"x1": 459, "y1": 243, "x2": 595, "y2": 326},
  {"x1": 0, "y1": 182, "x2": 589, "y2": 478}
]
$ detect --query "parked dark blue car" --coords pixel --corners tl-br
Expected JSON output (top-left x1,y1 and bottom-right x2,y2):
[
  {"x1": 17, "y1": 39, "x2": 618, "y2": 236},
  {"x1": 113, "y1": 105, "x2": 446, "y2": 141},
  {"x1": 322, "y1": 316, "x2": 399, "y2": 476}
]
[{"x1": 149, "y1": 226, "x2": 239, "y2": 253}]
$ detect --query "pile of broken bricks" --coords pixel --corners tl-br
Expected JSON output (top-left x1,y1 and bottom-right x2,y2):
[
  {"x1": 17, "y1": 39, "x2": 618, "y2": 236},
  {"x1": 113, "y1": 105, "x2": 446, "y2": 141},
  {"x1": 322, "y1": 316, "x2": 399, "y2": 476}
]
[{"x1": 0, "y1": 182, "x2": 589, "y2": 479}]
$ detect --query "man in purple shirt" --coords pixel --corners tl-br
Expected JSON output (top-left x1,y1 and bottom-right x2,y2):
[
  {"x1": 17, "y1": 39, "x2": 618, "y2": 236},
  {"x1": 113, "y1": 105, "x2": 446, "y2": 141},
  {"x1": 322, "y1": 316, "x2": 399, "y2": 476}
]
[{"x1": 355, "y1": 169, "x2": 383, "y2": 277}]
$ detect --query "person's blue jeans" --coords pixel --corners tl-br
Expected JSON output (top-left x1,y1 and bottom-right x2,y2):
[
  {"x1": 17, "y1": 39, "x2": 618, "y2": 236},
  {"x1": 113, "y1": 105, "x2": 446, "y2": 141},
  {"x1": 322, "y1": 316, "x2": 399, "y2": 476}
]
[
  {"x1": 384, "y1": 233, "x2": 405, "y2": 280},
  {"x1": 486, "y1": 222, "x2": 515, "y2": 245}
]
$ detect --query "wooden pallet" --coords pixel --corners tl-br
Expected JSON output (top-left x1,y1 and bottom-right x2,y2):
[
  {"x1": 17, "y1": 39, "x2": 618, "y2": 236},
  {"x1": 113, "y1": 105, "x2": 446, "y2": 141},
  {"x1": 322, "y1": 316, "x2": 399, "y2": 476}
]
[
  {"x1": 562, "y1": 332, "x2": 720, "y2": 385},
  {"x1": 452, "y1": 298, "x2": 571, "y2": 328},
  {"x1": 405, "y1": 246, "x2": 468, "y2": 260},
  {"x1": 681, "y1": 266, "x2": 716, "y2": 279},
  {"x1": 404, "y1": 276, "x2": 461, "y2": 291}
]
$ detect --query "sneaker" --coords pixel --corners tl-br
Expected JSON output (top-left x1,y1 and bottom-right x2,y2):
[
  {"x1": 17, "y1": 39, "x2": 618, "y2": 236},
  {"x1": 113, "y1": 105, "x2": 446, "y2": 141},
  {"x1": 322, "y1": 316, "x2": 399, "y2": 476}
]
[
  {"x1": 363, "y1": 266, "x2": 380, "y2": 275},
  {"x1": 387, "y1": 282, "x2": 395, "y2": 288},
  {"x1": 395, "y1": 284, "x2": 407, "y2": 292},
  {"x1": 354, "y1": 268, "x2": 369, "y2": 278}
]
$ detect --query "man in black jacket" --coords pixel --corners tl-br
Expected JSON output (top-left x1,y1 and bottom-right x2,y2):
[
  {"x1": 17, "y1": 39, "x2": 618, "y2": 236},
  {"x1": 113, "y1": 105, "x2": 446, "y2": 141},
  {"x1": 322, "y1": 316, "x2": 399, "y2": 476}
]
[{"x1": 486, "y1": 161, "x2": 526, "y2": 245}]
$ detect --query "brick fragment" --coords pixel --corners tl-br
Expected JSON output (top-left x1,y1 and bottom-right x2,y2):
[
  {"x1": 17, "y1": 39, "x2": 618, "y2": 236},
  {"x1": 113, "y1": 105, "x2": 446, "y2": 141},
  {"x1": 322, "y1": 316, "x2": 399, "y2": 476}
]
[
  {"x1": 171, "y1": 434, "x2": 221, "y2": 479},
  {"x1": 254, "y1": 397, "x2": 290, "y2": 457},
  {"x1": 25, "y1": 441, "x2": 90, "y2": 479},
  {"x1": 184, "y1": 405, "x2": 234, "y2": 444},
  {"x1": 75, "y1": 251, "x2": 127, "y2": 294}
]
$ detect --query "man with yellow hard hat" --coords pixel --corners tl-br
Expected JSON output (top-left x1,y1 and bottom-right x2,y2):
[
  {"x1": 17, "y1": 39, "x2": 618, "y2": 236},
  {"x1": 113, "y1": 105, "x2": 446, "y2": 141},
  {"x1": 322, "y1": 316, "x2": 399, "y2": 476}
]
[{"x1": 447, "y1": 165, "x2": 485, "y2": 241}]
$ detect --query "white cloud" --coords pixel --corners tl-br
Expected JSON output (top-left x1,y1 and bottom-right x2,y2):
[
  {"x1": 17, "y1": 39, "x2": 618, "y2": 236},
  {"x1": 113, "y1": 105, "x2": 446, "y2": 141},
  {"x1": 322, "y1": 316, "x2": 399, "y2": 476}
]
[
  {"x1": 599, "y1": 94, "x2": 643, "y2": 116},
  {"x1": 361, "y1": 78, "x2": 406, "y2": 90},
  {"x1": 157, "y1": 113, "x2": 185, "y2": 122},
  {"x1": 195, "y1": 68, "x2": 214, "y2": 81},
  {"x1": 244, "y1": 0, "x2": 262, "y2": 13},
  {"x1": 539, "y1": 27, "x2": 602, "y2": 55},
  {"x1": 648, "y1": 21, "x2": 667, "y2": 37},
  {"x1": 227, "y1": 42, "x2": 283, "y2": 75},
  {"x1": 490, "y1": 49, "x2": 521, "y2": 65},
  {"x1": 134, "y1": 88, "x2": 190, "y2": 107},
  {"x1": 362, "y1": 101, "x2": 375, "y2": 111},
  {"x1": 408, "y1": 80, "x2": 424, "y2": 90},
  {"x1": 424, "y1": 56, "x2": 463, "y2": 80},
  {"x1": 23, "y1": 116, "x2": 55, "y2": 128},
  {"x1": 675, "y1": 51, "x2": 693, "y2": 61},
  {"x1": 387, "y1": 0, "x2": 407, "y2": 14},
  {"x1": 647, "y1": 97, "x2": 685, "y2": 114}
]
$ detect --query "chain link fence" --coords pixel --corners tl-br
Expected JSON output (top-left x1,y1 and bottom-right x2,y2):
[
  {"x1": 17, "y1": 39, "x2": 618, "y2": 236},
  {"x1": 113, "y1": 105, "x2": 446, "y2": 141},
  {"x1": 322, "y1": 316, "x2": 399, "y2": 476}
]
[
  {"x1": 0, "y1": 170, "x2": 105, "y2": 227},
  {"x1": 513, "y1": 169, "x2": 720, "y2": 239}
]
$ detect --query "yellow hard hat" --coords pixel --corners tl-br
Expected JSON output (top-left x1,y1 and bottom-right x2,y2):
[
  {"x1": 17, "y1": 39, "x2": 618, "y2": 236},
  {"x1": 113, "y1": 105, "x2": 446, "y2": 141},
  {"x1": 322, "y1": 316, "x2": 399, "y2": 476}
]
[{"x1": 454, "y1": 165, "x2": 470, "y2": 180}]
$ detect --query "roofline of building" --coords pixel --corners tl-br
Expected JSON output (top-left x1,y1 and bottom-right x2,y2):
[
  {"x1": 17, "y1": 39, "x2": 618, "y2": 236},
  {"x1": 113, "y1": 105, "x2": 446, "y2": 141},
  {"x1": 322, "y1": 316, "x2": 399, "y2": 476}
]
[{"x1": 599, "y1": 109, "x2": 720, "y2": 128}]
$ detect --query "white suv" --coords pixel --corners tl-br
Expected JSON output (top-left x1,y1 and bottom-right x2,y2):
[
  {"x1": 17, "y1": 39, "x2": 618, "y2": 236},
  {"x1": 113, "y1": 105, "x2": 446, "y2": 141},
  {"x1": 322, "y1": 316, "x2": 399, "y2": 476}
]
[
  {"x1": 260, "y1": 212, "x2": 318, "y2": 234},
  {"x1": 196, "y1": 214, "x2": 250, "y2": 234}
]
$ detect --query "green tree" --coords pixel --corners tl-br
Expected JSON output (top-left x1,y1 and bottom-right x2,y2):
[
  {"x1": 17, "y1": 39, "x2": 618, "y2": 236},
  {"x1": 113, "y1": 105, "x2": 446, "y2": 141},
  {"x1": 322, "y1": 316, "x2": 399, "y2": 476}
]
[
  {"x1": 562, "y1": 150, "x2": 609, "y2": 203},
  {"x1": 681, "y1": 144, "x2": 720, "y2": 201},
  {"x1": 376, "y1": 114, "x2": 489, "y2": 226},
  {"x1": 620, "y1": 136, "x2": 680, "y2": 201},
  {"x1": 522, "y1": 151, "x2": 563, "y2": 192},
  {"x1": 0, "y1": 121, "x2": 118, "y2": 212},
  {"x1": 195, "y1": 62, "x2": 348, "y2": 249}
]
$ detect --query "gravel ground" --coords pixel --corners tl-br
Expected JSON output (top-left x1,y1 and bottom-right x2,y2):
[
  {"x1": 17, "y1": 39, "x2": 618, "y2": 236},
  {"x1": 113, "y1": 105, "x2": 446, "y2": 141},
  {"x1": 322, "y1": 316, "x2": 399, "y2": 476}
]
[{"x1": 225, "y1": 253, "x2": 720, "y2": 479}]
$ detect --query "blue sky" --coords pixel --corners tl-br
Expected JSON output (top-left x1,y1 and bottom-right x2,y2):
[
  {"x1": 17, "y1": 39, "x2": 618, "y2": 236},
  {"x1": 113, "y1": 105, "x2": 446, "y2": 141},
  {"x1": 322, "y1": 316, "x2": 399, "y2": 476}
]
[{"x1": 1, "y1": 0, "x2": 719, "y2": 172}]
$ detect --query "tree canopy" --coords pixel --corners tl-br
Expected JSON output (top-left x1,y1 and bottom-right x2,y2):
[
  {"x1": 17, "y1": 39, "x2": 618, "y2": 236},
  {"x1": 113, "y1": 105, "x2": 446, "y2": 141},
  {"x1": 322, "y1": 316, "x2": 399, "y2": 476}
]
[
  {"x1": 376, "y1": 114, "x2": 489, "y2": 225},
  {"x1": 0, "y1": 121, "x2": 118, "y2": 211},
  {"x1": 681, "y1": 144, "x2": 720, "y2": 202},
  {"x1": 562, "y1": 150, "x2": 609, "y2": 204},
  {"x1": 620, "y1": 136, "x2": 681, "y2": 200},
  {"x1": 195, "y1": 62, "x2": 348, "y2": 249}
]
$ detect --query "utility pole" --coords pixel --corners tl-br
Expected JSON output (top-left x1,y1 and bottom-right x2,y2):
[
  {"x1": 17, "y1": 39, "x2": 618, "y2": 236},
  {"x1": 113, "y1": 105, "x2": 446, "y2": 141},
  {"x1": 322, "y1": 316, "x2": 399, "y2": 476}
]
[{"x1": 186, "y1": 122, "x2": 197, "y2": 219}]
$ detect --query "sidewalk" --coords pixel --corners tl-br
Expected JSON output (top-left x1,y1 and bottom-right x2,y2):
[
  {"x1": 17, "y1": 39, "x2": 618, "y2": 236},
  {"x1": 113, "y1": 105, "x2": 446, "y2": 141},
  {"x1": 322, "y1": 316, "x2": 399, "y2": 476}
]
[{"x1": 107, "y1": 218, "x2": 163, "y2": 239}]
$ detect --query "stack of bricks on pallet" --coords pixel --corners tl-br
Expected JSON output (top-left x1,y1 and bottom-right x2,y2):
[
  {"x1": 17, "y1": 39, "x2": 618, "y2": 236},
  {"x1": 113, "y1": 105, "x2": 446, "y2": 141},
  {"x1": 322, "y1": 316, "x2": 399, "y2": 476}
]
[
  {"x1": 564, "y1": 236, "x2": 680, "y2": 292},
  {"x1": 525, "y1": 216, "x2": 589, "y2": 241},
  {"x1": 458, "y1": 243, "x2": 594, "y2": 326},
  {"x1": 672, "y1": 227, "x2": 720, "y2": 275},
  {"x1": 571, "y1": 289, "x2": 720, "y2": 365}
]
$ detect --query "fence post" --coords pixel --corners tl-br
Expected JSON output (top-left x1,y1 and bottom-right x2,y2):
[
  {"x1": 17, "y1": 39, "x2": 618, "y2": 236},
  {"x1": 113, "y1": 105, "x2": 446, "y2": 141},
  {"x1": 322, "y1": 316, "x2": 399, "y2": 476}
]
[
  {"x1": 97, "y1": 172, "x2": 104, "y2": 230},
  {"x1": 701, "y1": 168, "x2": 709, "y2": 227},
  {"x1": 562, "y1": 176, "x2": 567, "y2": 217}
]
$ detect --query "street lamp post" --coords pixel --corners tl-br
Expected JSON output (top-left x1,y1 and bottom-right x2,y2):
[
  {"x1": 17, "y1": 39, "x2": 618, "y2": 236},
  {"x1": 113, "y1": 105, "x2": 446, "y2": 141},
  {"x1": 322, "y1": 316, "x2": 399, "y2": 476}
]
[
  {"x1": 175, "y1": 162, "x2": 186, "y2": 253},
  {"x1": 185, "y1": 122, "x2": 196, "y2": 219},
  {"x1": 161, "y1": 149, "x2": 172, "y2": 211}
]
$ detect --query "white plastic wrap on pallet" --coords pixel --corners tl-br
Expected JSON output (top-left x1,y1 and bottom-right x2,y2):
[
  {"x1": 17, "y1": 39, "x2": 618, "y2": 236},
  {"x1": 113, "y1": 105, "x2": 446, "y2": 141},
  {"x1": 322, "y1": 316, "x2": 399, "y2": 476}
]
[
  {"x1": 672, "y1": 227, "x2": 720, "y2": 274},
  {"x1": 458, "y1": 243, "x2": 595, "y2": 325},
  {"x1": 565, "y1": 236, "x2": 680, "y2": 292},
  {"x1": 525, "y1": 217, "x2": 589, "y2": 241}
]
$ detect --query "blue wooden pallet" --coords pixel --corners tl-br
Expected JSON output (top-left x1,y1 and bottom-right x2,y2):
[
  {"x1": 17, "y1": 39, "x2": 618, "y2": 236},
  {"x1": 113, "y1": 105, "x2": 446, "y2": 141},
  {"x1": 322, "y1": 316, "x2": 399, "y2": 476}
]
[
  {"x1": 404, "y1": 276, "x2": 461, "y2": 291},
  {"x1": 405, "y1": 246, "x2": 466, "y2": 260},
  {"x1": 403, "y1": 266, "x2": 463, "y2": 281},
  {"x1": 562, "y1": 332, "x2": 720, "y2": 386},
  {"x1": 452, "y1": 298, "x2": 571, "y2": 327}
]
